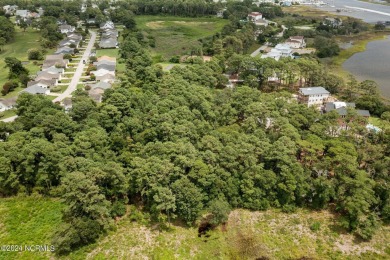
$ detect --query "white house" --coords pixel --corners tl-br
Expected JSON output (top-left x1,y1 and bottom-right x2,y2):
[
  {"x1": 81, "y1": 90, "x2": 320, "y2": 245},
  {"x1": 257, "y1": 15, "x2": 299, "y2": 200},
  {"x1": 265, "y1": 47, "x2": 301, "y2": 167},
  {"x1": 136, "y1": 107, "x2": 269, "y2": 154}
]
[
  {"x1": 274, "y1": 44, "x2": 293, "y2": 57},
  {"x1": 15, "y1": 9, "x2": 29, "y2": 18},
  {"x1": 299, "y1": 87, "x2": 331, "y2": 107},
  {"x1": 100, "y1": 21, "x2": 115, "y2": 30},
  {"x1": 262, "y1": 43, "x2": 293, "y2": 61},
  {"x1": 248, "y1": 12, "x2": 263, "y2": 22},
  {"x1": 286, "y1": 36, "x2": 306, "y2": 49},
  {"x1": 59, "y1": 25, "x2": 75, "y2": 34}
]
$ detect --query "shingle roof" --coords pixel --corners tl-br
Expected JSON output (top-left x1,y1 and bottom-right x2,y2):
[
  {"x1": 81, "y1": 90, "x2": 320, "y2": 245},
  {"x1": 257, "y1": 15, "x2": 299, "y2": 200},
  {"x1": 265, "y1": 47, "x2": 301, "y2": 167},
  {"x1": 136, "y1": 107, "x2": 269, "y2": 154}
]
[{"x1": 23, "y1": 85, "x2": 48, "y2": 94}]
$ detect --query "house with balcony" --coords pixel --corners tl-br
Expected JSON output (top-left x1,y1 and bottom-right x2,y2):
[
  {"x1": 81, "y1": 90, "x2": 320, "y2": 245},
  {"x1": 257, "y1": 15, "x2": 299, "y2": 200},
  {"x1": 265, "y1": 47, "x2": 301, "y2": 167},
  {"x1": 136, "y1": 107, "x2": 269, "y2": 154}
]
[{"x1": 298, "y1": 87, "x2": 331, "y2": 107}]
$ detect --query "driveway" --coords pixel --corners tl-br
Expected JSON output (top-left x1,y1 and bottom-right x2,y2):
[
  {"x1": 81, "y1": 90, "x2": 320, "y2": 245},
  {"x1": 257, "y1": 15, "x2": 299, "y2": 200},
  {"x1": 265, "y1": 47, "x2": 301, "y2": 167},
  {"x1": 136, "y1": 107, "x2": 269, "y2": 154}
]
[{"x1": 53, "y1": 31, "x2": 97, "y2": 103}]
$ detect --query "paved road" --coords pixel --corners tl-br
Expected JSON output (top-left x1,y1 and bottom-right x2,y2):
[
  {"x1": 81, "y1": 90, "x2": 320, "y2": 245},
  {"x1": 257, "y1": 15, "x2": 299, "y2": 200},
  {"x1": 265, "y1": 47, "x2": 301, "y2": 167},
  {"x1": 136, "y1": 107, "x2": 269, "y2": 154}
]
[
  {"x1": 53, "y1": 31, "x2": 96, "y2": 103},
  {"x1": 1, "y1": 115, "x2": 18, "y2": 123}
]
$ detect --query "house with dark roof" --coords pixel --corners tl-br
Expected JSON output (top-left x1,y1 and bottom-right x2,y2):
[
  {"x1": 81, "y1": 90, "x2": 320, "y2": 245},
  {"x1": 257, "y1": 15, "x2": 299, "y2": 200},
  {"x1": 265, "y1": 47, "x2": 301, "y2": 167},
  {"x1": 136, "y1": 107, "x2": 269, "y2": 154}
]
[
  {"x1": 324, "y1": 102, "x2": 370, "y2": 118},
  {"x1": 298, "y1": 87, "x2": 331, "y2": 107}
]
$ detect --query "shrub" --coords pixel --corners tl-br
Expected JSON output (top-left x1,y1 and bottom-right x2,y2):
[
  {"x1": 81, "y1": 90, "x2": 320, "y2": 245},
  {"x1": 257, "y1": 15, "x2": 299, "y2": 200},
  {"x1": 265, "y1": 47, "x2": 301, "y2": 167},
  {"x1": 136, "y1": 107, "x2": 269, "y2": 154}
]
[
  {"x1": 50, "y1": 86, "x2": 62, "y2": 92},
  {"x1": 111, "y1": 201, "x2": 126, "y2": 217},
  {"x1": 28, "y1": 48, "x2": 43, "y2": 60},
  {"x1": 89, "y1": 56, "x2": 97, "y2": 63},
  {"x1": 1, "y1": 80, "x2": 19, "y2": 95},
  {"x1": 169, "y1": 56, "x2": 180, "y2": 63},
  {"x1": 52, "y1": 218, "x2": 101, "y2": 255}
]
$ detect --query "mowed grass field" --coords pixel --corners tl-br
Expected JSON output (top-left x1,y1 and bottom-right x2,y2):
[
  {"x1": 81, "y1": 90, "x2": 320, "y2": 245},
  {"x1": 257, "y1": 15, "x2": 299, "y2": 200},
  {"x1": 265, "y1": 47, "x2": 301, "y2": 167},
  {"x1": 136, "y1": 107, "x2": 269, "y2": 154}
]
[
  {"x1": 135, "y1": 16, "x2": 229, "y2": 58},
  {"x1": 0, "y1": 27, "x2": 42, "y2": 98},
  {"x1": 1, "y1": 197, "x2": 389, "y2": 259}
]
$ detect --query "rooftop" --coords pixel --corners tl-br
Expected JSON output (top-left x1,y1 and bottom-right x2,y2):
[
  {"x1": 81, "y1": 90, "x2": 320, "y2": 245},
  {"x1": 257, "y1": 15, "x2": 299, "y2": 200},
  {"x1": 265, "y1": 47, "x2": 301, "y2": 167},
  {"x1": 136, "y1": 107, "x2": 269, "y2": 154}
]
[{"x1": 300, "y1": 87, "x2": 330, "y2": 96}]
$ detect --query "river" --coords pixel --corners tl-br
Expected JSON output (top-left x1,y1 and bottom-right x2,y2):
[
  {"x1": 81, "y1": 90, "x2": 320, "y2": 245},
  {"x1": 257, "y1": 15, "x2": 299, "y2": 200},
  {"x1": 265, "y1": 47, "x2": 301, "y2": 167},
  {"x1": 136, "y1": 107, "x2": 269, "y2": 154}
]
[
  {"x1": 315, "y1": 0, "x2": 390, "y2": 98},
  {"x1": 342, "y1": 36, "x2": 390, "y2": 98},
  {"x1": 318, "y1": 0, "x2": 390, "y2": 23}
]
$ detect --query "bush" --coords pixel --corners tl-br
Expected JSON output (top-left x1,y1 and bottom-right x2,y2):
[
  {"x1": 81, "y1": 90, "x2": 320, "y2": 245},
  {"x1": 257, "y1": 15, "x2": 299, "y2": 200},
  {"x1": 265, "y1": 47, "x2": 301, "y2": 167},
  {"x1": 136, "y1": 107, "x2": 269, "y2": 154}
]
[
  {"x1": 28, "y1": 48, "x2": 43, "y2": 60},
  {"x1": 89, "y1": 56, "x2": 97, "y2": 63},
  {"x1": 50, "y1": 86, "x2": 62, "y2": 92},
  {"x1": 52, "y1": 218, "x2": 101, "y2": 255},
  {"x1": 111, "y1": 201, "x2": 126, "y2": 217},
  {"x1": 63, "y1": 54, "x2": 72, "y2": 61},
  {"x1": 1, "y1": 80, "x2": 19, "y2": 95},
  {"x1": 381, "y1": 111, "x2": 390, "y2": 122},
  {"x1": 169, "y1": 56, "x2": 180, "y2": 63}
]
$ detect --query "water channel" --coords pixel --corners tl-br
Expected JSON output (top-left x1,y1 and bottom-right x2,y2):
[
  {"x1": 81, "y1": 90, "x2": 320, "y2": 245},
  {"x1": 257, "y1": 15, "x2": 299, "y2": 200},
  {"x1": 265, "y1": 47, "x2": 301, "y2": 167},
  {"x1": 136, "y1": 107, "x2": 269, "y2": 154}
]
[{"x1": 315, "y1": 0, "x2": 390, "y2": 98}]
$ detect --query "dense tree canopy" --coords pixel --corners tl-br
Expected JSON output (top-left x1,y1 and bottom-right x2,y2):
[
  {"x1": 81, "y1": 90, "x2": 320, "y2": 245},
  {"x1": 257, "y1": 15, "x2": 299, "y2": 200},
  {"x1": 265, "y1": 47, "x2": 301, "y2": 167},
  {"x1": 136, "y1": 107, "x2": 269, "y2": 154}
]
[{"x1": 0, "y1": 16, "x2": 15, "y2": 42}]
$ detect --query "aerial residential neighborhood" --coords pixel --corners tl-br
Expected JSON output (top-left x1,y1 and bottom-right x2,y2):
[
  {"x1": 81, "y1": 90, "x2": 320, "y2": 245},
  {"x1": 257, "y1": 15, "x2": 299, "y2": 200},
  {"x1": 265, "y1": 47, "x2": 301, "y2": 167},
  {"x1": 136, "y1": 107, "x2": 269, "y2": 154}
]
[{"x1": 0, "y1": 0, "x2": 389, "y2": 259}]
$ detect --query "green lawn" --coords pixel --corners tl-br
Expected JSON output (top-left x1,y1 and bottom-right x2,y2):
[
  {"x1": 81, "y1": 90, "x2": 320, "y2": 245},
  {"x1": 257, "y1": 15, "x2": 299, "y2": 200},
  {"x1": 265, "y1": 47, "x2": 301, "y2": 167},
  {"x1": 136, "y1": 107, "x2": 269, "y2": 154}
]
[
  {"x1": 96, "y1": 48, "x2": 119, "y2": 57},
  {"x1": 0, "y1": 28, "x2": 42, "y2": 97},
  {"x1": 0, "y1": 109, "x2": 16, "y2": 119},
  {"x1": 135, "y1": 15, "x2": 229, "y2": 58}
]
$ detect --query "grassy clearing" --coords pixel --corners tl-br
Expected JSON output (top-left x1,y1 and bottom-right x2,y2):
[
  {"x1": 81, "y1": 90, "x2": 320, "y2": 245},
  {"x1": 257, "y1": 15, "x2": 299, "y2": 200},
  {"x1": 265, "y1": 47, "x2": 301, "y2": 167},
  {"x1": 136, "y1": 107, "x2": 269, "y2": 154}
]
[
  {"x1": 67, "y1": 208, "x2": 390, "y2": 259},
  {"x1": 0, "y1": 197, "x2": 389, "y2": 259},
  {"x1": 0, "y1": 28, "x2": 42, "y2": 98},
  {"x1": 135, "y1": 15, "x2": 229, "y2": 58},
  {"x1": 0, "y1": 196, "x2": 64, "y2": 260},
  {"x1": 96, "y1": 48, "x2": 119, "y2": 57}
]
